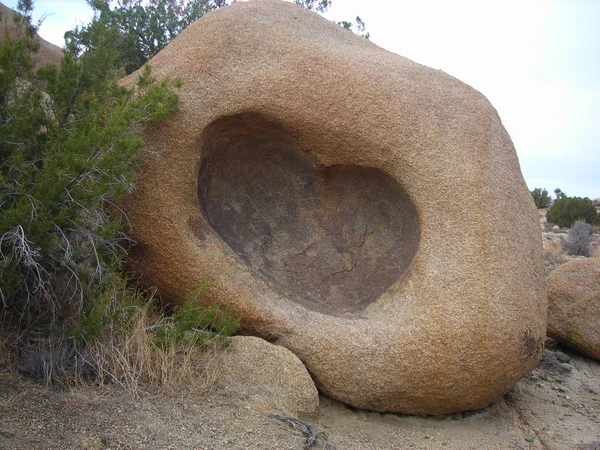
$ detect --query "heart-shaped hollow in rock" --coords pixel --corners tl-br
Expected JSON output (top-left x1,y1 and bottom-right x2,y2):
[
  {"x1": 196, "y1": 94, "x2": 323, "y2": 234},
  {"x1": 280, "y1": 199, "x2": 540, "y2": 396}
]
[{"x1": 198, "y1": 114, "x2": 420, "y2": 315}]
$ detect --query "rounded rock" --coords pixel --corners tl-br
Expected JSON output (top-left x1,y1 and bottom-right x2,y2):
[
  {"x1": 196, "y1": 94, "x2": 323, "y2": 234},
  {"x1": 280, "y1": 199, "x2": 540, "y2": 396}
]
[
  {"x1": 123, "y1": 0, "x2": 546, "y2": 413},
  {"x1": 547, "y1": 258, "x2": 600, "y2": 360},
  {"x1": 217, "y1": 336, "x2": 319, "y2": 419}
]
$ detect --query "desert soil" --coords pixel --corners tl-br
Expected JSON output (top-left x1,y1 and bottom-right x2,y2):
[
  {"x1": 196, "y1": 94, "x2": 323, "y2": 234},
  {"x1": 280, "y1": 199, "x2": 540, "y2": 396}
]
[{"x1": 0, "y1": 345, "x2": 599, "y2": 450}]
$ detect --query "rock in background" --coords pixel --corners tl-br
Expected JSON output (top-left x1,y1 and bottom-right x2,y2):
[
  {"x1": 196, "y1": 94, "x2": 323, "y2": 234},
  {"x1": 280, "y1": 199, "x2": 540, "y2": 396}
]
[
  {"x1": 547, "y1": 258, "x2": 600, "y2": 360},
  {"x1": 0, "y1": 2, "x2": 62, "y2": 70}
]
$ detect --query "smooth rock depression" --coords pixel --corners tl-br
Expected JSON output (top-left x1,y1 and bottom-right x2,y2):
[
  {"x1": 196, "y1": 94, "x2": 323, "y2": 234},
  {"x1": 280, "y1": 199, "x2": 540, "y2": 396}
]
[
  {"x1": 123, "y1": 0, "x2": 547, "y2": 414},
  {"x1": 198, "y1": 114, "x2": 420, "y2": 315}
]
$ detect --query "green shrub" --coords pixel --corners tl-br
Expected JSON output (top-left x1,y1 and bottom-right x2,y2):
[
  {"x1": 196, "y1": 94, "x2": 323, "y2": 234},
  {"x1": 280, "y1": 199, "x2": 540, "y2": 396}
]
[
  {"x1": 1, "y1": 1, "x2": 240, "y2": 396},
  {"x1": 546, "y1": 197, "x2": 598, "y2": 228},
  {"x1": 154, "y1": 282, "x2": 240, "y2": 349},
  {"x1": 0, "y1": 3, "x2": 179, "y2": 329},
  {"x1": 69, "y1": 281, "x2": 239, "y2": 349},
  {"x1": 531, "y1": 188, "x2": 551, "y2": 208},
  {"x1": 70, "y1": 298, "x2": 111, "y2": 344}
]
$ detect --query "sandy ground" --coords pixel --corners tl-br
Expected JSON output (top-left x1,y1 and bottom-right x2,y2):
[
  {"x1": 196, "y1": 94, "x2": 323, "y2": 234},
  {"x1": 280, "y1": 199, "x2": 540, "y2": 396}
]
[{"x1": 0, "y1": 346, "x2": 598, "y2": 450}]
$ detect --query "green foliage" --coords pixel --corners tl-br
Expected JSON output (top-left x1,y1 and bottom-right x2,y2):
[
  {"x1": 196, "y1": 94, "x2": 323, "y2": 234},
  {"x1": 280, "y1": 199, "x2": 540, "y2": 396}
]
[
  {"x1": 1, "y1": 2, "x2": 242, "y2": 392},
  {"x1": 84, "y1": 0, "x2": 227, "y2": 74},
  {"x1": 337, "y1": 16, "x2": 370, "y2": 39},
  {"x1": 531, "y1": 188, "x2": 551, "y2": 208},
  {"x1": 0, "y1": 2, "x2": 180, "y2": 328},
  {"x1": 83, "y1": 0, "x2": 368, "y2": 75},
  {"x1": 546, "y1": 196, "x2": 598, "y2": 228},
  {"x1": 70, "y1": 298, "x2": 111, "y2": 343},
  {"x1": 554, "y1": 188, "x2": 566, "y2": 200},
  {"x1": 0, "y1": 1, "x2": 39, "y2": 70},
  {"x1": 295, "y1": 1, "x2": 370, "y2": 39},
  {"x1": 154, "y1": 282, "x2": 240, "y2": 349},
  {"x1": 69, "y1": 277, "x2": 141, "y2": 342},
  {"x1": 69, "y1": 280, "x2": 239, "y2": 349}
]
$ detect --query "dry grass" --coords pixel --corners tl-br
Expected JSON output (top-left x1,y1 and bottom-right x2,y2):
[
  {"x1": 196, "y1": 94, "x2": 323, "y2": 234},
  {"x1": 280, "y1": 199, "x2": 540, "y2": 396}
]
[
  {"x1": 0, "y1": 322, "x2": 23, "y2": 374},
  {"x1": 543, "y1": 241, "x2": 568, "y2": 274},
  {"x1": 0, "y1": 387, "x2": 28, "y2": 414},
  {"x1": 2, "y1": 284, "x2": 232, "y2": 401},
  {"x1": 87, "y1": 303, "x2": 225, "y2": 399},
  {"x1": 0, "y1": 323, "x2": 10, "y2": 371}
]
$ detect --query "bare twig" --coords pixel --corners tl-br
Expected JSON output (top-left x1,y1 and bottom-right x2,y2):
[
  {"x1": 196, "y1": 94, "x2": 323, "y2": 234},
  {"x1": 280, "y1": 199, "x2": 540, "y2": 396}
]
[{"x1": 271, "y1": 413, "x2": 335, "y2": 449}]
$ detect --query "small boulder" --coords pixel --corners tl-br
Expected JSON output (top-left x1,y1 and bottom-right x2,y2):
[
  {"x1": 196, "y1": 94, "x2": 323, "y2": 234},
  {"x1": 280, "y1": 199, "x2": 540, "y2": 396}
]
[
  {"x1": 547, "y1": 258, "x2": 600, "y2": 360},
  {"x1": 217, "y1": 336, "x2": 319, "y2": 419}
]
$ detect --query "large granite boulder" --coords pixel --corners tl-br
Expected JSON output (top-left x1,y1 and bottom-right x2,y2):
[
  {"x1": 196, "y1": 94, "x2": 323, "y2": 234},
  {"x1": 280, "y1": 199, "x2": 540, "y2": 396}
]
[
  {"x1": 547, "y1": 259, "x2": 600, "y2": 360},
  {"x1": 123, "y1": 0, "x2": 546, "y2": 414},
  {"x1": 218, "y1": 336, "x2": 319, "y2": 419}
]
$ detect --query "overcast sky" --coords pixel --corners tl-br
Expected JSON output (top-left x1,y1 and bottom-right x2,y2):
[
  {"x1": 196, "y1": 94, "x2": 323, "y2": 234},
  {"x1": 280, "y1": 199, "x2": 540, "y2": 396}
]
[{"x1": 6, "y1": 0, "x2": 599, "y2": 199}]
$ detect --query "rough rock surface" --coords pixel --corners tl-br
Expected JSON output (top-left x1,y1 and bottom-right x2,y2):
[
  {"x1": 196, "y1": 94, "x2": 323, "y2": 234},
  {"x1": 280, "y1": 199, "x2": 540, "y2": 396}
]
[
  {"x1": 217, "y1": 336, "x2": 319, "y2": 419},
  {"x1": 0, "y1": 2, "x2": 62, "y2": 69},
  {"x1": 123, "y1": 0, "x2": 546, "y2": 414},
  {"x1": 547, "y1": 258, "x2": 600, "y2": 360}
]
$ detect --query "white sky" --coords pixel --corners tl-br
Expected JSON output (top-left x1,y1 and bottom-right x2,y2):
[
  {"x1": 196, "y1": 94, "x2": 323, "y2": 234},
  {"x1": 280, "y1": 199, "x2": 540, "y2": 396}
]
[{"x1": 6, "y1": 0, "x2": 599, "y2": 199}]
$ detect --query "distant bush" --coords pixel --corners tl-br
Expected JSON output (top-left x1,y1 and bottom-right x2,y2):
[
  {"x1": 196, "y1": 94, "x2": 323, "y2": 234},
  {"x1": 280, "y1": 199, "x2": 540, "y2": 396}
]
[
  {"x1": 546, "y1": 197, "x2": 598, "y2": 228},
  {"x1": 531, "y1": 188, "x2": 551, "y2": 208},
  {"x1": 553, "y1": 188, "x2": 566, "y2": 200},
  {"x1": 561, "y1": 221, "x2": 593, "y2": 257}
]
